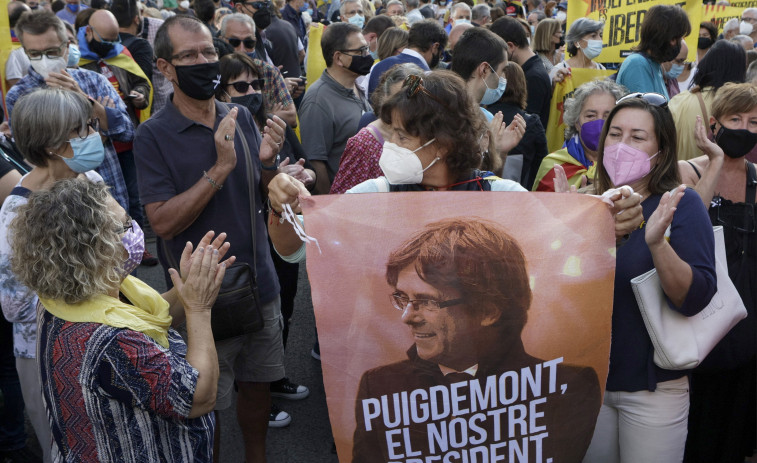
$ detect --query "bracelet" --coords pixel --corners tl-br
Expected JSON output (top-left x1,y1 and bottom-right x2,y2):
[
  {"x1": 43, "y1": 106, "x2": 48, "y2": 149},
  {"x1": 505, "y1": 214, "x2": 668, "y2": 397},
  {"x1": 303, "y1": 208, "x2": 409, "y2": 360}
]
[
  {"x1": 202, "y1": 170, "x2": 223, "y2": 190},
  {"x1": 261, "y1": 154, "x2": 280, "y2": 171}
]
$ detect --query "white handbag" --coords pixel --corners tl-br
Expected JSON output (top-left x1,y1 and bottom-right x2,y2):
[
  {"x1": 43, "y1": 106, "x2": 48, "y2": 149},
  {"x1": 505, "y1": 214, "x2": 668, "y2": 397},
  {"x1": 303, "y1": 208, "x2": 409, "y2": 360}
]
[{"x1": 630, "y1": 226, "x2": 748, "y2": 370}]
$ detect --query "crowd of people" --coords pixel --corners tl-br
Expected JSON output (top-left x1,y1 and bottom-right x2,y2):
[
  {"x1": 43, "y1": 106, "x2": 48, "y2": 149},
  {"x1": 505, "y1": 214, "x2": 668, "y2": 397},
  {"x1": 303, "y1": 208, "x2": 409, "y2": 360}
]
[{"x1": 0, "y1": 0, "x2": 756, "y2": 461}]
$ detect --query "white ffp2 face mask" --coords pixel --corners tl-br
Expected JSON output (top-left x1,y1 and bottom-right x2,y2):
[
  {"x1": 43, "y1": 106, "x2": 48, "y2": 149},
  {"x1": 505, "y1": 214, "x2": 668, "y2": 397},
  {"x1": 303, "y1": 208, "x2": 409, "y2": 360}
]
[
  {"x1": 379, "y1": 138, "x2": 438, "y2": 184},
  {"x1": 30, "y1": 55, "x2": 67, "y2": 79},
  {"x1": 741, "y1": 20, "x2": 754, "y2": 36}
]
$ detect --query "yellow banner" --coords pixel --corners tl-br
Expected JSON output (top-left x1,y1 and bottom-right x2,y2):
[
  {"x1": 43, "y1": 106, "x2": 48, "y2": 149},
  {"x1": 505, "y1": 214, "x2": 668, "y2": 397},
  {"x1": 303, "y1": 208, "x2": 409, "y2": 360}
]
[
  {"x1": 1, "y1": 0, "x2": 12, "y2": 118},
  {"x1": 567, "y1": 0, "x2": 700, "y2": 64},
  {"x1": 723, "y1": 0, "x2": 757, "y2": 8},
  {"x1": 545, "y1": 68, "x2": 616, "y2": 153},
  {"x1": 701, "y1": 4, "x2": 744, "y2": 34}
]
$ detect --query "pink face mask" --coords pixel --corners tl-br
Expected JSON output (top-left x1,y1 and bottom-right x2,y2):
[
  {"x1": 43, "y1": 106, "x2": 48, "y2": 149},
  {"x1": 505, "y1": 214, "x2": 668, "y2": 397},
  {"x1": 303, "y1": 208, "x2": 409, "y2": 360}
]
[{"x1": 603, "y1": 142, "x2": 659, "y2": 186}]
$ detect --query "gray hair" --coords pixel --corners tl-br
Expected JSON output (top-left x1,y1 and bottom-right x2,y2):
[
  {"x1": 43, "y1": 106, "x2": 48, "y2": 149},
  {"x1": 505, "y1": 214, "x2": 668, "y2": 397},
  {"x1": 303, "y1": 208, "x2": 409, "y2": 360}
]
[
  {"x1": 371, "y1": 62, "x2": 424, "y2": 111},
  {"x1": 154, "y1": 15, "x2": 210, "y2": 61},
  {"x1": 471, "y1": 4, "x2": 490, "y2": 21},
  {"x1": 10, "y1": 178, "x2": 123, "y2": 305},
  {"x1": 15, "y1": 9, "x2": 67, "y2": 46},
  {"x1": 220, "y1": 13, "x2": 256, "y2": 37},
  {"x1": 451, "y1": 2, "x2": 471, "y2": 16},
  {"x1": 744, "y1": 7, "x2": 757, "y2": 16},
  {"x1": 385, "y1": 0, "x2": 403, "y2": 11},
  {"x1": 731, "y1": 34, "x2": 753, "y2": 50},
  {"x1": 11, "y1": 88, "x2": 91, "y2": 168},
  {"x1": 340, "y1": 0, "x2": 361, "y2": 15},
  {"x1": 723, "y1": 17, "x2": 739, "y2": 33},
  {"x1": 566, "y1": 18, "x2": 603, "y2": 56},
  {"x1": 528, "y1": 10, "x2": 545, "y2": 22},
  {"x1": 563, "y1": 79, "x2": 627, "y2": 140},
  {"x1": 406, "y1": 0, "x2": 419, "y2": 9}
]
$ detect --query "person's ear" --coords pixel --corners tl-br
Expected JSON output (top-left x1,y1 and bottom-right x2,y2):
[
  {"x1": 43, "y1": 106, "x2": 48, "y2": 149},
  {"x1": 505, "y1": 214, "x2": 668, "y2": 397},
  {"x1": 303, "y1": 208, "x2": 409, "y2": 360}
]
[
  {"x1": 479, "y1": 306, "x2": 501, "y2": 327},
  {"x1": 156, "y1": 57, "x2": 174, "y2": 80},
  {"x1": 431, "y1": 41, "x2": 439, "y2": 54},
  {"x1": 478, "y1": 61, "x2": 489, "y2": 78}
]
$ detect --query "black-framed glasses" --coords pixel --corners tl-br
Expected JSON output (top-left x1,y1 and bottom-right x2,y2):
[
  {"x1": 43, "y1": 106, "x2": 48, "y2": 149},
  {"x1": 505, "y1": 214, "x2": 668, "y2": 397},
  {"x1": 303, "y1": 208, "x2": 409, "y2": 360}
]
[
  {"x1": 403, "y1": 74, "x2": 451, "y2": 110},
  {"x1": 742, "y1": 16, "x2": 757, "y2": 24},
  {"x1": 339, "y1": 46, "x2": 370, "y2": 57},
  {"x1": 616, "y1": 92, "x2": 669, "y2": 109},
  {"x1": 169, "y1": 47, "x2": 219, "y2": 62},
  {"x1": 120, "y1": 215, "x2": 134, "y2": 234},
  {"x1": 227, "y1": 37, "x2": 257, "y2": 49},
  {"x1": 25, "y1": 41, "x2": 67, "y2": 60},
  {"x1": 228, "y1": 79, "x2": 265, "y2": 93},
  {"x1": 73, "y1": 118, "x2": 100, "y2": 139},
  {"x1": 390, "y1": 292, "x2": 464, "y2": 312}
]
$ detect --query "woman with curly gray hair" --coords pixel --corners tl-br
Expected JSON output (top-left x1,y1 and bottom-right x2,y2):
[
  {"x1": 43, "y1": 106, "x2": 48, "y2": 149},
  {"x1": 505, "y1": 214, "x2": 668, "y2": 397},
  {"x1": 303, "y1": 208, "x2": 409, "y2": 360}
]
[
  {"x1": 10, "y1": 178, "x2": 229, "y2": 462},
  {"x1": 550, "y1": 18, "x2": 606, "y2": 83},
  {"x1": 533, "y1": 78, "x2": 627, "y2": 191}
]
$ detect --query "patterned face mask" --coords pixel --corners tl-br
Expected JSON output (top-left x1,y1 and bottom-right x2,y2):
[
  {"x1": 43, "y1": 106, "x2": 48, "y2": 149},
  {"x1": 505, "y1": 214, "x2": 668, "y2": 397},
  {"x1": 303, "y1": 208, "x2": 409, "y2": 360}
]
[{"x1": 119, "y1": 220, "x2": 145, "y2": 277}]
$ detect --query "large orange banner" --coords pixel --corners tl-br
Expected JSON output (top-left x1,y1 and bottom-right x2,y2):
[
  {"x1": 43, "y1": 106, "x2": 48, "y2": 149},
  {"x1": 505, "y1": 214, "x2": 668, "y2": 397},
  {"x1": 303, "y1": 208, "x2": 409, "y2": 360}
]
[{"x1": 302, "y1": 192, "x2": 617, "y2": 463}]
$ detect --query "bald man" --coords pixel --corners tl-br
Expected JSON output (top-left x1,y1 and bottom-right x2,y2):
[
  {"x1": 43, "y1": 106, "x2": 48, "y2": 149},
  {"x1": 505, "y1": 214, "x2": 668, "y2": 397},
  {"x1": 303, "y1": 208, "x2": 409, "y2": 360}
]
[
  {"x1": 79, "y1": 9, "x2": 156, "y2": 265},
  {"x1": 448, "y1": 22, "x2": 473, "y2": 51}
]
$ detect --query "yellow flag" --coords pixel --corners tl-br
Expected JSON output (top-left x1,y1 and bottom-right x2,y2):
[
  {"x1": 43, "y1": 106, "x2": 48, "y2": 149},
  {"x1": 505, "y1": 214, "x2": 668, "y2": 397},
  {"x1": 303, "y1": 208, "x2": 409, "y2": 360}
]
[
  {"x1": 306, "y1": 23, "x2": 327, "y2": 92},
  {"x1": 567, "y1": 0, "x2": 701, "y2": 64},
  {"x1": 545, "y1": 68, "x2": 616, "y2": 153},
  {"x1": 701, "y1": 4, "x2": 745, "y2": 34},
  {"x1": 1, "y1": 0, "x2": 14, "y2": 118}
]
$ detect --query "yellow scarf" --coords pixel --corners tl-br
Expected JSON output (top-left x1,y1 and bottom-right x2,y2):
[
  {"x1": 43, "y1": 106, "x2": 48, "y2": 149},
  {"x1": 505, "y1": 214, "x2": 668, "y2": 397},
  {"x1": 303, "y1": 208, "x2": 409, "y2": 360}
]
[
  {"x1": 40, "y1": 276, "x2": 172, "y2": 348},
  {"x1": 80, "y1": 54, "x2": 154, "y2": 123}
]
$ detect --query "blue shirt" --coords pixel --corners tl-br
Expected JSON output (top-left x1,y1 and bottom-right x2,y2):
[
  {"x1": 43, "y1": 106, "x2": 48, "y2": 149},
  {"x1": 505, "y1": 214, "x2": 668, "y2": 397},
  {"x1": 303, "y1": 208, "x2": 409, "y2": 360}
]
[
  {"x1": 133, "y1": 98, "x2": 280, "y2": 303},
  {"x1": 367, "y1": 51, "x2": 429, "y2": 98},
  {"x1": 609, "y1": 189, "x2": 716, "y2": 392},
  {"x1": 56, "y1": 3, "x2": 87, "y2": 24},
  {"x1": 616, "y1": 52, "x2": 670, "y2": 99},
  {"x1": 6, "y1": 67, "x2": 132, "y2": 210}
]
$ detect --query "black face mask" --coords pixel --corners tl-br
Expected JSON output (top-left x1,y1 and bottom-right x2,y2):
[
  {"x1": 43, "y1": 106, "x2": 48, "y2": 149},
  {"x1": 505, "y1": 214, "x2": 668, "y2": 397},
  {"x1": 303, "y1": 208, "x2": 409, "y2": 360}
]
[
  {"x1": 659, "y1": 42, "x2": 681, "y2": 63},
  {"x1": 88, "y1": 38, "x2": 114, "y2": 58},
  {"x1": 346, "y1": 53, "x2": 374, "y2": 75},
  {"x1": 556, "y1": 36, "x2": 565, "y2": 49},
  {"x1": 253, "y1": 9, "x2": 272, "y2": 30},
  {"x1": 231, "y1": 93, "x2": 265, "y2": 122},
  {"x1": 429, "y1": 50, "x2": 441, "y2": 69},
  {"x1": 174, "y1": 61, "x2": 221, "y2": 100},
  {"x1": 714, "y1": 123, "x2": 757, "y2": 158},
  {"x1": 698, "y1": 36, "x2": 713, "y2": 50}
]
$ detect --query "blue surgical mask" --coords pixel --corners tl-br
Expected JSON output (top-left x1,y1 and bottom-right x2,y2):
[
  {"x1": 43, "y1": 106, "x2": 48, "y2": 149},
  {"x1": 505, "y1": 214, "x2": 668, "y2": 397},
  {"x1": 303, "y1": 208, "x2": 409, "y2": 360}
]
[
  {"x1": 530, "y1": 25, "x2": 535, "y2": 36},
  {"x1": 666, "y1": 63, "x2": 685, "y2": 79},
  {"x1": 370, "y1": 49, "x2": 378, "y2": 60},
  {"x1": 348, "y1": 14, "x2": 365, "y2": 28},
  {"x1": 306, "y1": 8, "x2": 313, "y2": 15},
  {"x1": 480, "y1": 66, "x2": 507, "y2": 105},
  {"x1": 62, "y1": 132, "x2": 105, "y2": 173},
  {"x1": 455, "y1": 18, "x2": 470, "y2": 25},
  {"x1": 67, "y1": 43, "x2": 80, "y2": 67}
]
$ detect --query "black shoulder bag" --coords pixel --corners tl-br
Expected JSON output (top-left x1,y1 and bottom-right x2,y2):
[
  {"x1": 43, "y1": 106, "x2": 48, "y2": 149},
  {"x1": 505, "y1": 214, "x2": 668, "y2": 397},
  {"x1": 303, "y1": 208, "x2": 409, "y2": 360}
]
[{"x1": 163, "y1": 116, "x2": 264, "y2": 341}]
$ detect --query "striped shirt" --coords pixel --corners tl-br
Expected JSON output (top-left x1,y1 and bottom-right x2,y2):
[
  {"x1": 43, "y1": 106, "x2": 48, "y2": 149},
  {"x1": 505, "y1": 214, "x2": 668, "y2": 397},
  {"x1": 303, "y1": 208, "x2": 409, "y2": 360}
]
[{"x1": 38, "y1": 311, "x2": 214, "y2": 462}]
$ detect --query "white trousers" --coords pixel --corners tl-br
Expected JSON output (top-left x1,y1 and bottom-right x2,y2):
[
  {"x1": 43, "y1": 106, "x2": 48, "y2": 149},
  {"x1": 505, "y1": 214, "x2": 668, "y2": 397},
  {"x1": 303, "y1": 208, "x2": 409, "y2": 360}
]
[
  {"x1": 582, "y1": 376, "x2": 690, "y2": 463},
  {"x1": 16, "y1": 357, "x2": 52, "y2": 463}
]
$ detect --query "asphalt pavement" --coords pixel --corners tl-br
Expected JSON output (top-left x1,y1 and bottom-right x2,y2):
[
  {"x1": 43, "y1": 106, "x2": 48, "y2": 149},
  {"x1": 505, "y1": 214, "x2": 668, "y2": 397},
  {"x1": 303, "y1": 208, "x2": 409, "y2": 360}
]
[{"x1": 138, "y1": 237, "x2": 341, "y2": 463}]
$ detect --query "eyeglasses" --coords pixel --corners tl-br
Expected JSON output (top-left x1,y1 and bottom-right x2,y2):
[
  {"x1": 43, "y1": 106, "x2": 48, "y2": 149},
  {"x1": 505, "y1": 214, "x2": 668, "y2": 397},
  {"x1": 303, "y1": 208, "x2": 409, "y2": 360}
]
[
  {"x1": 120, "y1": 215, "x2": 134, "y2": 234},
  {"x1": 169, "y1": 47, "x2": 219, "y2": 62},
  {"x1": 339, "y1": 46, "x2": 370, "y2": 57},
  {"x1": 227, "y1": 37, "x2": 257, "y2": 49},
  {"x1": 390, "y1": 292, "x2": 465, "y2": 313},
  {"x1": 72, "y1": 118, "x2": 100, "y2": 139},
  {"x1": 742, "y1": 16, "x2": 757, "y2": 24},
  {"x1": 616, "y1": 92, "x2": 669, "y2": 109},
  {"x1": 228, "y1": 78, "x2": 265, "y2": 93},
  {"x1": 25, "y1": 41, "x2": 66, "y2": 60},
  {"x1": 91, "y1": 27, "x2": 121, "y2": 46},
  {"x1": 243, "y1": 1, "x2": 269, "y2": 9},
  {"x1": 403, "y1": 74, "x2": 451, "y2": 110}
]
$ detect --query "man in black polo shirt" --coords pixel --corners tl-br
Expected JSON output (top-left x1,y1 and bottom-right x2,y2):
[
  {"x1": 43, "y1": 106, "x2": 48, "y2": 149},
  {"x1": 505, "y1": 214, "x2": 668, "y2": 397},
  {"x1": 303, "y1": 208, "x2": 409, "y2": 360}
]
[
  {"x1": 490, "y1": 16, "x2": 551, "y2": 128},
  {"x1": 133, "y1": 15, "x2": 289, "y2": 462}
]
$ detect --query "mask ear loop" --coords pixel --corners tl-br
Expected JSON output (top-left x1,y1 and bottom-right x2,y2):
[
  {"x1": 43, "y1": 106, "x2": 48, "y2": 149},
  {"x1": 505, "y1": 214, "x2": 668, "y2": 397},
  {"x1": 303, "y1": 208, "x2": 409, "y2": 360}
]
[{"x1": 281, "y1": 202, "x2": 322, "y2": 254}]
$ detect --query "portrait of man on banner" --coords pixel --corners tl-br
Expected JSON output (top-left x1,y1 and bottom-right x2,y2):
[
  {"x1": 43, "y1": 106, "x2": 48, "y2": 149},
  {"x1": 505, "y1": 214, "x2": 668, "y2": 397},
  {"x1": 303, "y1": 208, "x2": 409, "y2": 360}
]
[{"x1": 351, "y1": 218, "x2": 601, "y2": 463}]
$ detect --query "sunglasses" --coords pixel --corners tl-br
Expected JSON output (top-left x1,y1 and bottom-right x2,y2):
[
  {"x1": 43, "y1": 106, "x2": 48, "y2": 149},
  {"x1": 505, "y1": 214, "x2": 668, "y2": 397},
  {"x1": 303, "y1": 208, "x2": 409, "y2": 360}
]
[
  {"x1": 403, "y1": 75, "x2": 450, "y2": 111},
  {"x1": 244, "y1": 1, "x2": 269, "y2": 9},
  {"x1": 228, "y1": 78, "x2": 265, "y2": 93},
  {"x1": 616, "y1": 92, "x2": 669, "y2": 109},
  {"x1": 227, "y1": 37, "x2": 256, "y2": 49}
]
